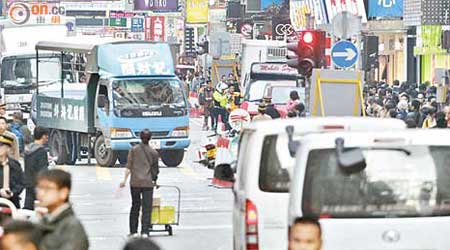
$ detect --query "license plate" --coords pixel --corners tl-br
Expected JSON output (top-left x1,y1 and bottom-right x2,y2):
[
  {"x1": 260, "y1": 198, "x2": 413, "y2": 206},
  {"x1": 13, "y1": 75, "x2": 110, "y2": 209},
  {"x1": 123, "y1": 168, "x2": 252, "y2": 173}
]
[{"x1": 150, "y1": 140, "x2": 161, "y2": 149}]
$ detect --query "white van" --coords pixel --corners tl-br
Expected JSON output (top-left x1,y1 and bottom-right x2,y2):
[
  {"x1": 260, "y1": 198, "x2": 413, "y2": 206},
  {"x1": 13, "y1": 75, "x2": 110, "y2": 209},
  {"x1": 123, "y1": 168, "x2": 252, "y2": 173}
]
[
  {"x1": 231, "y1": 117, "x2": 406, "y2": 250},
  {"x1": 288, "y1": 130, "x2": 450, "y2": 250}
]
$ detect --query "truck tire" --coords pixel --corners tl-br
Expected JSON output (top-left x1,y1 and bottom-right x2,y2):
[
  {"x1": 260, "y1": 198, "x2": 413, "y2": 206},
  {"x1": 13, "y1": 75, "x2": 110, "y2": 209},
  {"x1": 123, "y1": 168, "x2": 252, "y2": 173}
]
[
  {"x1": 94, "y1": 135, "x2": 118, "y2": 167},
  {"x1": 49, "y1": 130, "x2": 68, "y2": 165},
  {"x1": 160, "y1": 149, "x2": 184, "y2": 167},
  {"x1": 118, "y1": 151, "x2": 128, "y2": 166}
]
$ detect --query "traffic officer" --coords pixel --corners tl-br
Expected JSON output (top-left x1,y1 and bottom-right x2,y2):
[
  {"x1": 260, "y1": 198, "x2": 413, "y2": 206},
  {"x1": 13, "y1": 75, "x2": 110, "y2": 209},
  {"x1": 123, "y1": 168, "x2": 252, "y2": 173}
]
[{"x1": 213, "y1": 83, "x2": 231, "y2": 131}]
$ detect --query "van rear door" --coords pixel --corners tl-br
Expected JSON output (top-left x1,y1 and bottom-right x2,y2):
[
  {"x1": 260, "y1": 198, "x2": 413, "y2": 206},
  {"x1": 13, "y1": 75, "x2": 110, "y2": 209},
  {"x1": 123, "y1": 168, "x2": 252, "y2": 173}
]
[{"x1": 301, "y1": 145, "x2": 450, "y2": 250}]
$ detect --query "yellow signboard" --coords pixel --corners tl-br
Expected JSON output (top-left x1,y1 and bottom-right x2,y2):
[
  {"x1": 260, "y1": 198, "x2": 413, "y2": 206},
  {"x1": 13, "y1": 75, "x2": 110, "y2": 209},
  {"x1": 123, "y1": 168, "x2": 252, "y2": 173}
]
[{"x1": 186, "y1": 0, "x2": 209, "y2": 23}]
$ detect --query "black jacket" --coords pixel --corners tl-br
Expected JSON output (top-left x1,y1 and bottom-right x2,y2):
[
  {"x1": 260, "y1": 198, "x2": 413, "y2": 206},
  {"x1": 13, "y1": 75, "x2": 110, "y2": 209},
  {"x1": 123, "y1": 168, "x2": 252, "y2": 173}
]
[
  {"x1": 40, "y1": 205, "x2": 89, "y2": 250},
  {"x1": 24, "y1": 143, "x2": 49, "y2": 187},
  {"x1": 266, "y1": 104, "x2": 281, "y2": 119},
  {"x1": 0, "y1": 158, "x2": 24, "y2": 208}
]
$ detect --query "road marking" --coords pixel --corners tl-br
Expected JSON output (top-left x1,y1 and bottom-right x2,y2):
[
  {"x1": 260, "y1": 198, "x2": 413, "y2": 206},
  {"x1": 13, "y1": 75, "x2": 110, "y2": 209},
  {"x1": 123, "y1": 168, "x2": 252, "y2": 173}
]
[
  {"x1": 96, "y1": 166, "x2": 112, "y2": 181},
  {"x1": 179, "y1": 166, "x2": 206, "y2": 181},
  {"x1": 179, "y1": 166, "x2": 197, "y2": 176},
  {"x1": 176, "y1": 224, "x2": 232, "y2": 230}
]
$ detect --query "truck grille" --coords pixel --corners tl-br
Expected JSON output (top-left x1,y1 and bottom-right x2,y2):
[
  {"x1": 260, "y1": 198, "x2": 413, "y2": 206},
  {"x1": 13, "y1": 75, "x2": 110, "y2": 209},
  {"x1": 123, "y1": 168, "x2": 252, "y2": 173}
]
[{"x1": 134, "y1": 131, "x2": 169, "y2": 139}]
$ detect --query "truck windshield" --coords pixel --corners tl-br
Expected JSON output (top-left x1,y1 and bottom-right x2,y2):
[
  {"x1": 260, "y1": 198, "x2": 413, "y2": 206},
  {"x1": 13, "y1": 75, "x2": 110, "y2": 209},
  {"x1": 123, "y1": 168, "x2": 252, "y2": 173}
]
[
  {"x1": 246, "y1": 80, "x2": 296, "y2": 102},
  {"x1": 271, "y1": 87, "x2": 305, "y2": 104},
  {"x1": 1, "y1": 56, "x2": 60, "y2": 87},
  {"x1": 302, "y1": 146, "x2": 450, "y2": 218},
  {"x1": 112, "y1": 79, "x2": 186, "y2": 108}
]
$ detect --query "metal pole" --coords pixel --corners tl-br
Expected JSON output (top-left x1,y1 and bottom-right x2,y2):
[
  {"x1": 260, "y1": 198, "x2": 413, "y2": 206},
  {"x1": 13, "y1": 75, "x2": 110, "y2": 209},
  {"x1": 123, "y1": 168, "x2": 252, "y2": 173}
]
[
  {"x1": 219, "y1": 38, "x2": 222, "y2": 57},
  {"x1": 60, "y1": 52, "x2": 64, "y2": 99},
  {"x1": 36, "y1": 49, "x2": 39, "y2": 95},
  {"x1": 305, "y1": 76, "x2": 311, "y2": 115}
]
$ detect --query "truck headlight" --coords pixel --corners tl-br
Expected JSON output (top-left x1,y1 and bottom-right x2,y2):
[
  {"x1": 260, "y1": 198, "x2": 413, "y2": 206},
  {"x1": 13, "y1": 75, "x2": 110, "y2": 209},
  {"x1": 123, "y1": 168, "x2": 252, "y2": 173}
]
[
  {"x1": 172, "y1": 127, "x2": 189, "y2": 137},
  {"x1": 111, "y1": 128, "x2": 133, "y2": 138}
]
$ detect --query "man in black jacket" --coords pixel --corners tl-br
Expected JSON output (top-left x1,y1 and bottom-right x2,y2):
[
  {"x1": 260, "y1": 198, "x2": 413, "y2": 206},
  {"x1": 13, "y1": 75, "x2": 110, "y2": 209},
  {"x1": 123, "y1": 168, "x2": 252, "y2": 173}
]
[
  {"x1": 24, "y1": 127, "x2": 49, "y2": 210},
  {"x1": 37, "y1": 169, "x2": 89, "y2": 250},
  {"x1": 263, "y1": 97, "x2": 281, "y2": 119},
  {"x1": 0, "y1": 134, "x2": 24, "y2": 208}
]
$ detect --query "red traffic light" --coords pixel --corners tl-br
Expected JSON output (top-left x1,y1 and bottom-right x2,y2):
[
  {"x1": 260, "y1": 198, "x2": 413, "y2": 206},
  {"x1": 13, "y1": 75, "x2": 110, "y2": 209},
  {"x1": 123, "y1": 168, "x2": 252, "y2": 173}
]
[
  {"x1": 286, "y1": 30, "x2": 326, "y2": 76},
  {"x1": 302, "y1": 32, "x2": 314, "y2": 44}
]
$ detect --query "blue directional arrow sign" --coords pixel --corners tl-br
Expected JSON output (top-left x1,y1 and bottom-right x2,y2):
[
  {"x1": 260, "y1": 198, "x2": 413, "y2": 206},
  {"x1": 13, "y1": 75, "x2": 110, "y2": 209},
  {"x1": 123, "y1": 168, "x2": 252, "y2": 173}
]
[{"x1": 331, "y1": 41, "x2": 359, "y2": 68}]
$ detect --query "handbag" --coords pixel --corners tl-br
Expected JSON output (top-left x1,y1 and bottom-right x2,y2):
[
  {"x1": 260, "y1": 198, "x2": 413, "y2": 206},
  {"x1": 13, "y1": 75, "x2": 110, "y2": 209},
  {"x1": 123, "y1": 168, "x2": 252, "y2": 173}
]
[{"x1": 140, "y1": 144, "x2": 158, "y2": 182}]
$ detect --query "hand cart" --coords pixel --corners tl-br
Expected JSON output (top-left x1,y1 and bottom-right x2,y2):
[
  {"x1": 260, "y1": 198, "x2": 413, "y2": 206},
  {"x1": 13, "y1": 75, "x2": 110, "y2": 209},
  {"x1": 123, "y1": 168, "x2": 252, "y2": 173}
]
[{"x1": 149, "y1": 185, "x2": 181, "y2": 236}]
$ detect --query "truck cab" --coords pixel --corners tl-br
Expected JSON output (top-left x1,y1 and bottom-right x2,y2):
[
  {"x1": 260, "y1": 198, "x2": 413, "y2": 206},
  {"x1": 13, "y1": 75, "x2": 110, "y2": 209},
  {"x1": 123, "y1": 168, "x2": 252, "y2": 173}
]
[
  {"x1": 240, "y1": 62, "x2": 304, "y2": 116},
  {"x1": 0, "y1": 23, "x2": 68, "y2": 119},
  {"x1": 34, "y1": 38, "x2": 190, "y2": 167}
]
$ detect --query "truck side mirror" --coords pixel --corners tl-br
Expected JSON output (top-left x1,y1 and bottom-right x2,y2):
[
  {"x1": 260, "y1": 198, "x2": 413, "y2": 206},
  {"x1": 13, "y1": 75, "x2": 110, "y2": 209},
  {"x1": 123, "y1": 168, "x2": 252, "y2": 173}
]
[
  {"x1": 97, "y1": 94, "x2": 107, "y2": 108},
  {"x1": 335, "y1": 138, "x2": 366, "y2": 174}
]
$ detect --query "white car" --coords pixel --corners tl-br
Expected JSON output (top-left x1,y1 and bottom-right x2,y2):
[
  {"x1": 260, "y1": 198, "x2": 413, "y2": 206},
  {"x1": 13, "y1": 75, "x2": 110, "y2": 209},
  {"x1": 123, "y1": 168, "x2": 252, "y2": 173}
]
[
  {"x1": 289, "y1": 129, "x2": 450, "y2": 250},
  {"x1": 231, "y1": 117, "x2": 406, "y2": 250}
]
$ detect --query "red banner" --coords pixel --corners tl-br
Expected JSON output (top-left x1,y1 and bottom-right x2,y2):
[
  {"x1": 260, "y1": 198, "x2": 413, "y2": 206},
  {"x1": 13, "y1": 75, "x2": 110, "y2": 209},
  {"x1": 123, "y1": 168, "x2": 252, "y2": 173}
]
[
  {"x1": 144, "y1": 17, "x2": 152, "y2": 41},
  {"x1": 150, "y1": 16, "x2": 165, "y2": 42}
]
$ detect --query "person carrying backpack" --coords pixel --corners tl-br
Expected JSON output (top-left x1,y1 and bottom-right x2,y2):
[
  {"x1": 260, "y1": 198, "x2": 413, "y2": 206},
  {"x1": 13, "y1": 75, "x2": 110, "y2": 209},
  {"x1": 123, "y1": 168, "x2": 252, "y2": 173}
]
[{"x1": 9, "y1": 111, "x2": 32, "y2": 155}]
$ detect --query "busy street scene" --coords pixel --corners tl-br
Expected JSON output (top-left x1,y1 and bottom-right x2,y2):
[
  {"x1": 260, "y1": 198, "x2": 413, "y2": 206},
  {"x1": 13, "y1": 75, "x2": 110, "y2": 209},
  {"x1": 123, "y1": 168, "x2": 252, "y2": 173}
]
[{"x1": 0, "y1": 0, "x2": 450, "y2": 250}]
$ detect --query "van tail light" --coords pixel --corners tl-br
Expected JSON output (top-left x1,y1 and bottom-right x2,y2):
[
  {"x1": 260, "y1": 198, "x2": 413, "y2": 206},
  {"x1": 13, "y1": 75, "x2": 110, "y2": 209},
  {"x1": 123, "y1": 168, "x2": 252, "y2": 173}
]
[
  {"x1": 319, "y1": 214, "x2": 332, "y2": 219},
  {"x1": 321, "y1": 125, "x2": 345, "y2": 130},
  {"x1": 245, "y1": 199, "x2": 259, "y2": 250}
]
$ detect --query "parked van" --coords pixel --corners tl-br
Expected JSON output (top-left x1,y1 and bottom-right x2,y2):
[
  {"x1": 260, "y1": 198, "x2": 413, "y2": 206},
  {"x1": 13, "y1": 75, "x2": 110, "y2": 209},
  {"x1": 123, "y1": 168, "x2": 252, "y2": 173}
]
[
  {"x1": 230, "y1": 117, "x2": 406, "y2": 250},
  {"x1": 289, "y1": 129, "x2": 450, "y2": 250}
]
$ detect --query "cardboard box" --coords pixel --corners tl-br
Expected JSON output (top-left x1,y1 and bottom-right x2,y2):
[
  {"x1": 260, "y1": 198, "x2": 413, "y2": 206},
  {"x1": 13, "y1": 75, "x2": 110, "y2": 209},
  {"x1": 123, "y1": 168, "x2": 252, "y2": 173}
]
[
  {"x1": 153, "y1": 197, "x2": 161, "y2": 207},
  {"x1": 159, "y1": 206, "x2": 175, "y2": 224},
  {"x1": 151, "y1": 206, "x2": 175, "y2": 224},
  {"x1": 151, "y1": 206, "x2": 160, "y2": 224}
]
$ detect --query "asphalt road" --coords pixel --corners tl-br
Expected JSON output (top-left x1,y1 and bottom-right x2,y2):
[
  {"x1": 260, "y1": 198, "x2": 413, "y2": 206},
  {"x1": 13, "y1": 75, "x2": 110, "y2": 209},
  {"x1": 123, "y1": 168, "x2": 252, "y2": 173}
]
[{"x1": 58, "y1": 118, "x2": 233, "y2": 250}]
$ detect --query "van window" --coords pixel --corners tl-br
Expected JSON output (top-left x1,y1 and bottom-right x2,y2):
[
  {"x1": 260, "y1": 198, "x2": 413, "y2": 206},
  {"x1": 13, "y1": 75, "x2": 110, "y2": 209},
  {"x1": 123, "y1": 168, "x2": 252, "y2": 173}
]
[
  {"x1": 259, "y1": 134, "x2": 294, "y2": 192},
  {"x1": 302, "y1": 146, "x2": 450, "y2": 218}
]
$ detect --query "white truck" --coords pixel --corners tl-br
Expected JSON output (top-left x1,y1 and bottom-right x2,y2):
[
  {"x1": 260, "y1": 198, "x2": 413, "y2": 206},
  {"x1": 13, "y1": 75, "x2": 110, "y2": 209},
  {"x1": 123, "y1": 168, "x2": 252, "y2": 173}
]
[
  {"x1": 0, "y1": 21, "x2": 68, "y2": 119},
  {"x1": 239, "y1": 39, "x2": 287, "y2": 88}
]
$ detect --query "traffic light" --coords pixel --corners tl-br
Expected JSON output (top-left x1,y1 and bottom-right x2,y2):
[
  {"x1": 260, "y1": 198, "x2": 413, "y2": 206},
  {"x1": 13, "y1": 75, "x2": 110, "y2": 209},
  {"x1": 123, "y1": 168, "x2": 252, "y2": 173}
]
[
  {"x1": 196, "y1": 40, "x2": 209, "y2": 55},
  {"x1": 287, "y1": 30, "x2": 326, "y2": 76}
]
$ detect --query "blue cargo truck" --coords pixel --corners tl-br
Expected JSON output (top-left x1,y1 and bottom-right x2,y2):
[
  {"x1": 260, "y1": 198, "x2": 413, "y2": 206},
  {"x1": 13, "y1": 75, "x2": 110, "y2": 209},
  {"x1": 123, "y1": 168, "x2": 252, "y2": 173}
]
[{"x1": 34, "y1": 39, "x2": 190, "y2": 167}]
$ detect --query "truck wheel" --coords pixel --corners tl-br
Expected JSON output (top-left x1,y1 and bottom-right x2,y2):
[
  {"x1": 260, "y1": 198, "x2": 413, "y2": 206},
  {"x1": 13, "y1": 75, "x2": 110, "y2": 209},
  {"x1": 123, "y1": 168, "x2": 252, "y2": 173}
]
[
  {"x1": 94, "y1": 135, "x2": 118, "y2": 167},
  {"x1": 160, "y1": 150, "x2": 184, "y2": 167},
  {"x1": 49, "y1": 130, "x2": 67, "y2": 165},
  {"x1": 118, "y1": 151, "x2": 128, "y2": 166}
]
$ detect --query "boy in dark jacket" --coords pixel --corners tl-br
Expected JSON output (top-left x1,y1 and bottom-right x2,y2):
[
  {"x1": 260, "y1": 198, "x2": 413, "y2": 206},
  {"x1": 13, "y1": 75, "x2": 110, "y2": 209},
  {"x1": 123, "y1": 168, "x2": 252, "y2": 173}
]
[
  {"x1": 0, "y1": 134, "x2": 24, "y2": 208},
  {"x1": 24, "y1": 127, "x2": 49, "y2": 210},
  {"x1": 37, "y1": 169, "x2": 89, "y2": 250}
]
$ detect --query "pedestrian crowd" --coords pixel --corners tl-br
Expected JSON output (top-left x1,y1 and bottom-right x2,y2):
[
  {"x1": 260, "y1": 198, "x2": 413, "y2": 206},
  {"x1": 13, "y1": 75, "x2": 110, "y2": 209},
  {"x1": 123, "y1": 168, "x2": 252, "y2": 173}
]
[
  {"x1": 183, "y1": 72, "x2": 242, "y2": 132},
  {"x1": 364, "y1": 80, "x2": 450, "y2": 128},
  {"x1": 180, "y1": 69, "x2": 309, "y2": 133}
]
